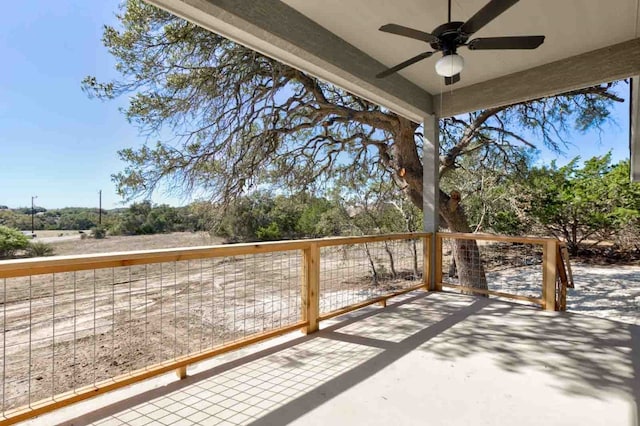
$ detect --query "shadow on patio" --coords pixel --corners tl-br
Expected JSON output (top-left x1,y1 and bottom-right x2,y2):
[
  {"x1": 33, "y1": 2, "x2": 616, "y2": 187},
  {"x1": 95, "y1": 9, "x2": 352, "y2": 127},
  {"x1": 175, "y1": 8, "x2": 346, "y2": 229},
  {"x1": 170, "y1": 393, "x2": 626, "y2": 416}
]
[{"x1": 56, "y1": 292, "x2": 639, "y2": 426}]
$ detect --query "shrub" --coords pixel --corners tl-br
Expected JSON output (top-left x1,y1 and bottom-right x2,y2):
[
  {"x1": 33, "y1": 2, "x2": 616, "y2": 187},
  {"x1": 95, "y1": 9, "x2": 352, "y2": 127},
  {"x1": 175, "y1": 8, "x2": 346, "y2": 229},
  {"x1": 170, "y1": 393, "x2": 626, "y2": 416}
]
[
  {"x1": 25, "y1": 241, "x2": 55, "y2": 257},
  {"x1": 255, "y1": 222, "x2": 281, "y2": 241},
  {"x1": 490, "y1": 211, "x2": 528, "y2": 235},
  {"x1": 0, "y1": 226, "x2": 30, "y2": 258},
  {"x1": 91, "y1": 226, "x2": 107, "y2": 239}
]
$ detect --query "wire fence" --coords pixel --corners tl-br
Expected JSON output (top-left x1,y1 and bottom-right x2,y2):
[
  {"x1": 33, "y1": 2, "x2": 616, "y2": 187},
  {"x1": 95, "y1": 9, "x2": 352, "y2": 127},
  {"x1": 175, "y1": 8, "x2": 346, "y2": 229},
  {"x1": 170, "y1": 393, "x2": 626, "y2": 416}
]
[
  {"x1": 319, "y1": 236, "x2": 425, "y2": 316},
  {"x1": 0, "y1": 233, "x2": 429, "y2": 422},
  {"x1": 0, "y1": 251, "x2": 302, "y2": 414},
  {"x1": 439, "y1": 234, "x2": 547, "y2": 305}
]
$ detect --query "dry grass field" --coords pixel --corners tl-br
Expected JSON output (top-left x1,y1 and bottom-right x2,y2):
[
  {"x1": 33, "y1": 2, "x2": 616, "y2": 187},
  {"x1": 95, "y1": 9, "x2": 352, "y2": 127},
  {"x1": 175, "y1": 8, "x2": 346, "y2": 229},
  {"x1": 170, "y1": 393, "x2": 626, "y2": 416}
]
[
  {"x1": 33, "y1": 230, "x2": 81, "y2": 238},
  {"x1": 48, "y1": 232, "x2": 224, "y2": 255}
]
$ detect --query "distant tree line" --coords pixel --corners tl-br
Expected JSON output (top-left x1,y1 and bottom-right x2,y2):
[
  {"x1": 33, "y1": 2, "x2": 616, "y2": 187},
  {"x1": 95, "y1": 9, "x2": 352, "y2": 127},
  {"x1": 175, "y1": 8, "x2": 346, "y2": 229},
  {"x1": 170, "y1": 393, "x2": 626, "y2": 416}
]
[
  {"x1": 0, "y1": 188, "x2": 420, "y2": 240},
  {"x1": 0, "y1": 207, "x2": 106, "y2": 231},
  {"x1": 215, "y1": 189, "x2": 422, "y2": 242},
  {"x1": 0, "y1": 203, "x2": 209, "y2": 235}
]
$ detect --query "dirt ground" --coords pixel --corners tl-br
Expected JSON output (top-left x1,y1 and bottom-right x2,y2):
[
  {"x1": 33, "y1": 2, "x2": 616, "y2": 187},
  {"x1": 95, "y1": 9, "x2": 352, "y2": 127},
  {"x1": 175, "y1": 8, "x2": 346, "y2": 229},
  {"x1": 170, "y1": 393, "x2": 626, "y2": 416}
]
[
  {"x1": 49, "y1": 232, "x2": 224, "y2": 255},
  {"x1": 0, "y1": 234, "x2": 422, "y2": 411},
  {"x1": 33, "y1": 230, "x2": 82, "y2": 238},
  {"x1": 441, "y1": 240, "x2": 640, "y2": 324}
]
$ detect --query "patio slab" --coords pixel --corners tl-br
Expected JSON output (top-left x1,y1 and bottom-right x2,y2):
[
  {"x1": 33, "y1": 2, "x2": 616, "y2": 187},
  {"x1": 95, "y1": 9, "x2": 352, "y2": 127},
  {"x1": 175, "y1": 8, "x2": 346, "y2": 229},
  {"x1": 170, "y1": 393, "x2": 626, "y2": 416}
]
[{"x1": 27, "y1": 292, "x2": 640, "y2": 426}]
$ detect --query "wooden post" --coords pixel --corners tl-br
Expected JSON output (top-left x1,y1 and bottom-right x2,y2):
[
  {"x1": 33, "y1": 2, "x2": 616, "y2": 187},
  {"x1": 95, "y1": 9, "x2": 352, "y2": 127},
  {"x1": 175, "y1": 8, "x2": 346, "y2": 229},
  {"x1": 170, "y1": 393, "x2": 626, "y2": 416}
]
[
  {"x1": 556, "y1": 244, "x2": 569, "y2": 311},
  {"x1": 175, "y1": 366, "x2": 187, "y2": 380},
  {"x1": 542, "y1": 240, "x2": 558, "y2": 311},
  {"x1": 422, "y1": 234, "x2": 431, "y2": 290},
  {"x1": 434, "y1": 234, "x2": 443, "y2": 291},
  {"x1": 302, "y1": 244, "x2": 320, "y2": 334}
]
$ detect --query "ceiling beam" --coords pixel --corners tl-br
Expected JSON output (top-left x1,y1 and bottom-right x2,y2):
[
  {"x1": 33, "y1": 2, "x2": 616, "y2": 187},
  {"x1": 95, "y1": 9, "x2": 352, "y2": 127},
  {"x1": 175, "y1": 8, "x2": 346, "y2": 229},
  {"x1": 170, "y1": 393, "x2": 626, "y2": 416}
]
[
  {"x1": 631, "y1": 76, "x2": 640, "y2": 181},
  {"x1": 144, "y1": 0, "x2": 434, "y2": 122},
  {"x1": 436, "y1": 38, "x2": 640, "y2": 118}
]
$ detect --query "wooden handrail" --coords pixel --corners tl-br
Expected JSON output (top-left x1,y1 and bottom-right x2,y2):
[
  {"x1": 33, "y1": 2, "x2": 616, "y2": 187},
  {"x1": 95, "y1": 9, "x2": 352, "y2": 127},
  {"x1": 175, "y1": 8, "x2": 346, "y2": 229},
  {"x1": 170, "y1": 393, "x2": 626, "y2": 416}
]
[
  {"x1": 315, "y1": 233, "x2": 428, "y2": 247},
  {"x1": 437, "y1": 232, "x2": 554, "y2": 245},
  {"x1": 0, "y1": 233, "x2": 430, "y2": 279}
]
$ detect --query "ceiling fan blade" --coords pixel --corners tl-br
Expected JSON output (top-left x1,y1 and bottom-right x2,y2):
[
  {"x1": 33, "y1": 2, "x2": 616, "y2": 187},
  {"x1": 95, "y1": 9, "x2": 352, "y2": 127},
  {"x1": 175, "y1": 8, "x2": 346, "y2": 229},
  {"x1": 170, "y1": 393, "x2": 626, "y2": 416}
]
[
  {"x1": 445, "y1": 73, "x2": 461, "y2": 86},
  {"x1": 468, "y1": 35, "x2": 545, "y2": 50},
  {"x1": 379, "y1": 24, "x2": 439, "y2": 44},
  {"x1": 376, "y1": 52, "x2": 434, "y2": 78},
  {"x1": 460, "y1": 0, "x2": 519, "y2": 35}
]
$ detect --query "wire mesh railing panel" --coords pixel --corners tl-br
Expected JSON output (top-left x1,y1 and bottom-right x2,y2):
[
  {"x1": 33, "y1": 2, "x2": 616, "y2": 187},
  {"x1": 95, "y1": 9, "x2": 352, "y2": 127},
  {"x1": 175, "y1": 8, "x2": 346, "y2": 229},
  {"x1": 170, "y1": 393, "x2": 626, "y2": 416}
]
[
  {"x1": 319, "y1": 238, "x2": 423, "y2": 315},
  {"x1": 440, "y1": 236, "x2": 544, "y2": 303},
  {"x1": 211, "y1": 252, "x2": 302, "y2": 344},
  {"x1": 0, "y1": 250, "x2": 302, "y2": 413},
  {"x1": 0, "y1": 234, "x2": 434, "y2": 422}
]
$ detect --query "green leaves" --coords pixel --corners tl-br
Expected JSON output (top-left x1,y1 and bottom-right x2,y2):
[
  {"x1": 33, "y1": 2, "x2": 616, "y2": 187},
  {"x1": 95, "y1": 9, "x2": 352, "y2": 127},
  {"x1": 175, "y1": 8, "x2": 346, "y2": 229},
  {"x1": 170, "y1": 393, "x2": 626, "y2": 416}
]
[
  {"x1": 520, "y1": 154, "x2": 640, "y2": 252},
  {"x1": 0, "y1": 226, "x2": 30, "y2": 259}
]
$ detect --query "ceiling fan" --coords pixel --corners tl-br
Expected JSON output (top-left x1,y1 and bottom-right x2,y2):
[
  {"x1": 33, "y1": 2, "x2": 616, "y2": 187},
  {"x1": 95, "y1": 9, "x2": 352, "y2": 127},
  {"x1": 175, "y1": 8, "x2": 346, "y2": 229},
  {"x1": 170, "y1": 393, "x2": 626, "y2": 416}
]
[{"x1": 376, "y1": 0, "x2": 545, "y2": 85}]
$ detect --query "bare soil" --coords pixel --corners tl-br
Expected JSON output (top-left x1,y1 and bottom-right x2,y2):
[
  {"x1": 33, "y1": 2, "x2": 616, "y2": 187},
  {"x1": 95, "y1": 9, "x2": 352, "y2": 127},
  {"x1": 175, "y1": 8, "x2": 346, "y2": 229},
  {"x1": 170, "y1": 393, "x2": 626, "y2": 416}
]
[
  {"x1": 572, "y1": 245, "x2": 640, "y2": 265},
  {"x1": 50, "y1": 232, "x2": 224, "y2": 255}
]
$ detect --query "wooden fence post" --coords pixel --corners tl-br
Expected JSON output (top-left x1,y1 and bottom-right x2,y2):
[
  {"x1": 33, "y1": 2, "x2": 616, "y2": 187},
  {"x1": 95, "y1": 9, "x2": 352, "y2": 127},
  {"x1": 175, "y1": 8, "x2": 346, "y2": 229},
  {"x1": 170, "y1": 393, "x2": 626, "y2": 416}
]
[
  {"x1": 542, "y1": 240, "x2": 558, "y2": 311},
  {"x1": 302, "y1": 243, "x2": 320, "y2": 334},
  {"x1": 175, "y1": 366, "x2": 187, "y2": 380},
  {"x1": 434, "y1": 234, "x2": 443, "y2": 291}
]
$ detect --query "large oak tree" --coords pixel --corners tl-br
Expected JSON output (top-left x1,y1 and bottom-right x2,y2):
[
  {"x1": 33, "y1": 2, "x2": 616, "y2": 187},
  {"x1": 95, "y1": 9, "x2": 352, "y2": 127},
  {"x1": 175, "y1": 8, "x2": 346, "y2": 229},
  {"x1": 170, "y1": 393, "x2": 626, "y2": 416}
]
[{"x1": 84, "y1": 0, "x2": 623, "y2": 290}]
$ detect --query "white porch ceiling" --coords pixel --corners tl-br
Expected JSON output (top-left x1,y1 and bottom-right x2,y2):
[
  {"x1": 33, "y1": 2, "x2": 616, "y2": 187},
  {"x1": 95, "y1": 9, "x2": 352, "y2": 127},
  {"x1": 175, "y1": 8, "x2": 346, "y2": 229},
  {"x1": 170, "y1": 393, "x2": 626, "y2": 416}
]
[
  {"x1": 282, "y1": 0, "x2": 639, "y2": 94},
  {"x1": 146, "y1": 0, "x2": 640, "y2": 120}
]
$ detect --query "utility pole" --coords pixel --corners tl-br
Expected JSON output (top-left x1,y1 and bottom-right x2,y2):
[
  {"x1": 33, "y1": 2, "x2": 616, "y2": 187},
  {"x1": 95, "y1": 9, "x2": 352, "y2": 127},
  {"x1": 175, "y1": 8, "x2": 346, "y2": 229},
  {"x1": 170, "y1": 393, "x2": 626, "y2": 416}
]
[
  {"x1": 31, "y1": 195, "x2": 38, "y2": 236},
  {"x1": 98, "y1": 190, "x2": 102, "y2": 226}
]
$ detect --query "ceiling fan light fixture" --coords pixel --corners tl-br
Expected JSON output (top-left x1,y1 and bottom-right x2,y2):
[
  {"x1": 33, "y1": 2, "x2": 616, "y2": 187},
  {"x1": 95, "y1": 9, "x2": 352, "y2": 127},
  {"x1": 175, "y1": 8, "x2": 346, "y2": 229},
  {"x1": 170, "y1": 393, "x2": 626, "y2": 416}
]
[
  {"x1": 376, "y1": 0, "x2": 544, "y2": 84},
  {"x1": 435, "y1": 53, "x2": 464, "y2": 77}
]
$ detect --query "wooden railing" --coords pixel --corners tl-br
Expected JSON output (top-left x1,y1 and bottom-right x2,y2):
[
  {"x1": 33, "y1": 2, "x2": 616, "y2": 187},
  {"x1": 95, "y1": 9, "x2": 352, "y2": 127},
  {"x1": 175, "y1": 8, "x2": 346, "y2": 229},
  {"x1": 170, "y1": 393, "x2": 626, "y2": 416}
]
[
  {"x1": 0, "y1": 233, "x2": 430, "y2": 425},
  {"x1": 0, "y1": 231, "x2": 571, "y2": 424},
  {"x1": 435, "y1": 233, "x2": 570, "y2": 311}
]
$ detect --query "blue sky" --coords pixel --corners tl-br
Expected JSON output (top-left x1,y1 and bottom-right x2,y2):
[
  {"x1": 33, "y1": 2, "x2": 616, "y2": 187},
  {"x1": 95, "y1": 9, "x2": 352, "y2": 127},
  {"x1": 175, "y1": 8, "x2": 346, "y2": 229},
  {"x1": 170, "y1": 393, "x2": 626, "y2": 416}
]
[{"x1": 0, "y1": 1, "x2": 632, "y2": 209}]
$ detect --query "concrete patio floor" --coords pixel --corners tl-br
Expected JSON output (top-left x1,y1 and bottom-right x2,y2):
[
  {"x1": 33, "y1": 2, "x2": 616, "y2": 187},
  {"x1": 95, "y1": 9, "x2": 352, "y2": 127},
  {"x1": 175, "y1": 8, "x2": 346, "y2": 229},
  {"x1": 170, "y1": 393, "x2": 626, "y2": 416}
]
[{"x1": 27, "y1": 292, "x2": 640, "y2": 426}]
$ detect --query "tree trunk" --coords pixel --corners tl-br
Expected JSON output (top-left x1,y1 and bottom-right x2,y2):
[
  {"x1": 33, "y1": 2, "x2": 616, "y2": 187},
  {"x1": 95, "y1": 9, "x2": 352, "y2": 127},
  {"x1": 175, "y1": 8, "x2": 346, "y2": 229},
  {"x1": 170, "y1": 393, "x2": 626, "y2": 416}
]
[
  {"x1": 448, "y1": 259, "x2": 457, "y2": 278},
  {"x1": 383, "y1": 241, "x2": 398, "y2": 279},
  {"x1": 391, "y1": 117, "x2": 488, "y2": 293},
  {"x1": 411, "y1": 239, "x2": 419, "y2": 278},
  {"x1": 363, "y1": 243, "x2": 379, "y2": 285},
  {"x1": 439, "y1": 194, "x2": 488, "y2": 293}
]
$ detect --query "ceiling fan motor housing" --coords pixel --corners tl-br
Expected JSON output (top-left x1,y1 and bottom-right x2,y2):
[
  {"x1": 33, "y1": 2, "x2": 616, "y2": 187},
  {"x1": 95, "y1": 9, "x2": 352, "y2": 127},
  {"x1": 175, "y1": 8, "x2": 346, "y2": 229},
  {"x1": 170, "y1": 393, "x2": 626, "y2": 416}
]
[{"x1": 429, "y1": 21, "x2": 469, "y2": 54}]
